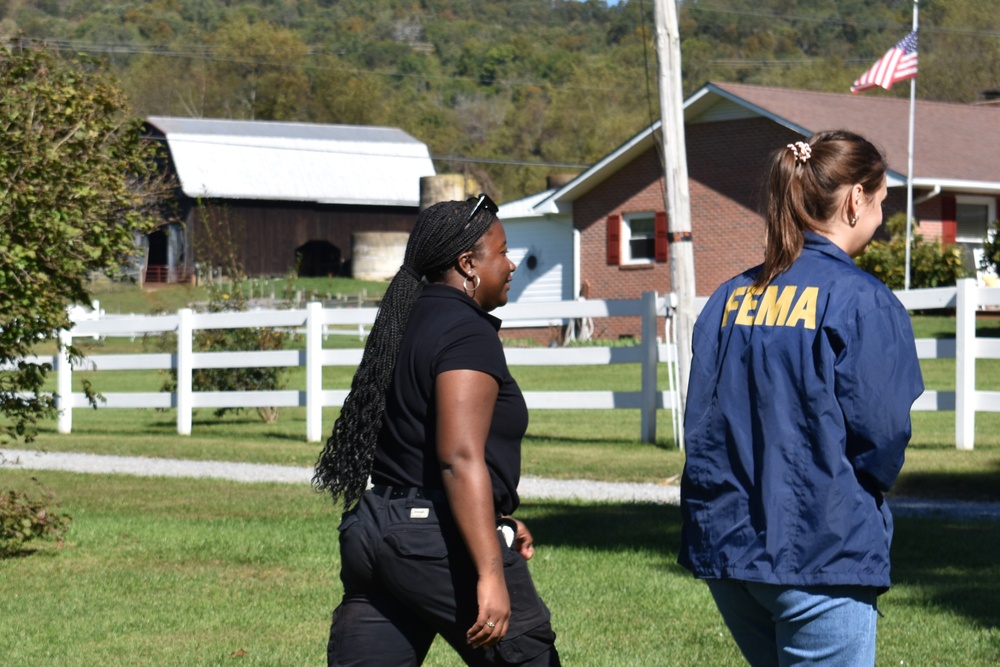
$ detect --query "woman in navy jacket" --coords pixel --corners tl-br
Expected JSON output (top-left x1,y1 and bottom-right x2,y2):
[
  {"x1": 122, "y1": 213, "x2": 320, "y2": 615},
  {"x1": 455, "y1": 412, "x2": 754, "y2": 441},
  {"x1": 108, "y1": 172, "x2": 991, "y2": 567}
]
[{"x1": 680, "y1": 131, "x2": 924, "y2": 666}]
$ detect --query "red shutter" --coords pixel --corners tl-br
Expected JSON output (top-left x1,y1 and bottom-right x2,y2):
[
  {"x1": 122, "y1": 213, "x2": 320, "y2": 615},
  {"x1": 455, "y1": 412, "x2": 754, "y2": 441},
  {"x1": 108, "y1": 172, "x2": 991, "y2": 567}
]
[
  {"x1": 607, "y1": 214, "x2": 621, "y2": 265},
  {"x1": 941, "y1": 196, "x2": 957, "y2": 245},
  {"x1": 654, "y1": 211, "x2": 668, "y2": 262}
]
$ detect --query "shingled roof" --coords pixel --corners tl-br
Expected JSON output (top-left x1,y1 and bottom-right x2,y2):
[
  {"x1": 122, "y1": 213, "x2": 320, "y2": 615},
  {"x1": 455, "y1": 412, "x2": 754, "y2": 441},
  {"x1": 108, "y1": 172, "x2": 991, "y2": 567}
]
[
  {"x1": 692, "y1": 82, "x2": 1000, "y2": 192},
  {"x1": 536, "y1": 82, "x2": 1000, "y2": 211}
]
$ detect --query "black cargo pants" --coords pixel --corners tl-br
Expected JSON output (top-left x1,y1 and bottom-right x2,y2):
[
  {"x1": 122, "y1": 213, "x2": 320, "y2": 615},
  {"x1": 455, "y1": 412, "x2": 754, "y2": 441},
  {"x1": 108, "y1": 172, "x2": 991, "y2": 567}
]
[{"x1": 327, "y1": 486, "x2": 560, "y2": 666}]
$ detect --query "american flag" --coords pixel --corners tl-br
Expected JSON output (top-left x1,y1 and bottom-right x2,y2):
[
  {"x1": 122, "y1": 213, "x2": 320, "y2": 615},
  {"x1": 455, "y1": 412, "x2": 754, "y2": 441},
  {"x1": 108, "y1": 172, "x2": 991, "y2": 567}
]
[{"x1": 851, "y1": 31, "x2": 918, "y2": 94}]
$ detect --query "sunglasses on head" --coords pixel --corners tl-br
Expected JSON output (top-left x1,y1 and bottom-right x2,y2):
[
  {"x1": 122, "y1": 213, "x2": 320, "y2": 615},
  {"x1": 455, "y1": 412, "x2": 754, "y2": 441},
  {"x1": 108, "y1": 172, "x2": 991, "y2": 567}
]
[{"x1": 463, "y1": 193, "x2": 498, "y2": 229}]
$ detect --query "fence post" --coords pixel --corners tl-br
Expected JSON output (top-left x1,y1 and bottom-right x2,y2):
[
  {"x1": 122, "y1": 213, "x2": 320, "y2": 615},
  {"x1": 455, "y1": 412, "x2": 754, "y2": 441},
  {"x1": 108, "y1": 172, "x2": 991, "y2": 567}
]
[
  {"x1": 306, "y1": 302, "x2": 323, "y2": 442},
  {"x1": 955, "y1": 278, "x2": 976, "y2": 450},
  {"x1": 177, "y1": 308, "x2": 194, "y2": 436},
  {"x1": 57, "y1": 329, "x2": 73, "y2": 434},
  {"x1": 640, "y1": 291, "x2": 658, "y2": 443}
]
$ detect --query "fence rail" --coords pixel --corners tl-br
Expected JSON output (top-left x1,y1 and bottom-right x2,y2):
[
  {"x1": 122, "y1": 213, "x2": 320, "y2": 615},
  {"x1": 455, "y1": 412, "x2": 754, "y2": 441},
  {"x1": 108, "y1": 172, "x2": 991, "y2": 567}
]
[
  {"x1": 16, "y1": 280, "x2": 1000, "y2": 447},
  {"x1": 38, "y1": 294, "x2": 678, "y2": 443},
  {"x1": 890, "y1": 280, "x2": 1000, "y2": 449}
]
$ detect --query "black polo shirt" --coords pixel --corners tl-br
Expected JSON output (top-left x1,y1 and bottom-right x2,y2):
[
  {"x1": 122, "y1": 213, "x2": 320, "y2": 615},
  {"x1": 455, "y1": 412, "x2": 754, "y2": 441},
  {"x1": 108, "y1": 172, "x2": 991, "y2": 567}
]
[{"x1": 371, "y1": 284, "x2": 527, "y2": 515}]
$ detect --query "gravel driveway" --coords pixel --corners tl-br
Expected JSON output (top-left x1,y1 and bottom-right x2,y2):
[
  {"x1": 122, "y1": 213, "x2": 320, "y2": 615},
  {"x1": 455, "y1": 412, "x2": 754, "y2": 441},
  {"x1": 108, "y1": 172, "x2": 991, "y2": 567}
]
[{"x1": 2, "y1": 448, "x2": 998, "y2": 522}]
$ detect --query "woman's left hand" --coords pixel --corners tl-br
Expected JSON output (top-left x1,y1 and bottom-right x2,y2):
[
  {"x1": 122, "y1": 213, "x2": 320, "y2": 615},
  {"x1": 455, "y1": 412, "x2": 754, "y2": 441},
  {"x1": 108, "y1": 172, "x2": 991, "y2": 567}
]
[{"x1": 511, "y1": 517, "x2": 535, "y2": 560}]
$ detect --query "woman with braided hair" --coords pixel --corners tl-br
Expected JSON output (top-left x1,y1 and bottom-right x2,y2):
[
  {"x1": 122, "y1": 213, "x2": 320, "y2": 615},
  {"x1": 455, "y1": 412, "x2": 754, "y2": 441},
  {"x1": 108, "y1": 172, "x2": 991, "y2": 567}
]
[
  {"x1": 679, "y1": 131, "x2": 923, "y2": 666},
  {"x1": 315, "y1": 195, "x2": 560, "y2": 666}
]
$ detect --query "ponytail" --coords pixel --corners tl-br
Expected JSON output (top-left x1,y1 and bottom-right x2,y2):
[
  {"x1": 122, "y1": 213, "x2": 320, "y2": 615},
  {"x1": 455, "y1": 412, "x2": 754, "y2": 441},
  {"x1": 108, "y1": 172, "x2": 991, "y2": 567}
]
[{"x1": 754, "y1": 131, "x2": 886, "y2": 290}]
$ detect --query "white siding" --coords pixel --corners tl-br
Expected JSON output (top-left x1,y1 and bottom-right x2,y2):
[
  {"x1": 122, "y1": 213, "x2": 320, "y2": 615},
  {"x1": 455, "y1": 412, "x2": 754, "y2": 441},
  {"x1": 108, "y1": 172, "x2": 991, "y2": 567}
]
[{"x1": 494, "y1": 217, "x2": 574, "y2": 327}]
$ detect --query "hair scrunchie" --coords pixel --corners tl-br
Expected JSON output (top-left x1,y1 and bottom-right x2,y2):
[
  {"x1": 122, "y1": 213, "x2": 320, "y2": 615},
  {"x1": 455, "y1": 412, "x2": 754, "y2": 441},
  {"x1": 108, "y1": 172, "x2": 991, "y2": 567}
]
[{"x1": 787, "y1": 141, "x2": 812, "y2": 164}]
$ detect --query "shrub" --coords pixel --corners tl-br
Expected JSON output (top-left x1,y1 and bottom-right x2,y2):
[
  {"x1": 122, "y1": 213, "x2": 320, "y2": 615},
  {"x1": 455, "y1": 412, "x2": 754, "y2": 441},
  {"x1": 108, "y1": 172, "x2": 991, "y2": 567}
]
[
  {"x1": 980, "y1": 219, "x2": 1000, "y2": 277},
  {"x1": 855, "y1": 213, "x2": 967, "y2": 289},
  {"x1": 160, "y1": 279, "x2": 288, "y2": 424},
  {"x1": 0, "y1": 478, "x2": 71, "y2": 556}
]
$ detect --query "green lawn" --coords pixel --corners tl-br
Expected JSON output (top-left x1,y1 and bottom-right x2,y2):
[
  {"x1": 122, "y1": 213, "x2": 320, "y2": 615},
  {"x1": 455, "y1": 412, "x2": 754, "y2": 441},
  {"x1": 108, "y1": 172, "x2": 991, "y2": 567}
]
[
  {"x1": 2, "y1": 287, "x2": 998, "y2": 663},
  {"x1": 87, "y1": 276, "x2": 390, "y2": 316},
  {"x1": 0, "y1": 470, "x2": 997, "y2": 666}
]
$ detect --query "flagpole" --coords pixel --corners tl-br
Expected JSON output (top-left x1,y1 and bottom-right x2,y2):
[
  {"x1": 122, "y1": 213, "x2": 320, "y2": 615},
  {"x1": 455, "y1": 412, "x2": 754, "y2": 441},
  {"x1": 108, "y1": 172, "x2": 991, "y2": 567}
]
[{"x1": 904, "y1": 0, "x2": 919, "y2": 290}]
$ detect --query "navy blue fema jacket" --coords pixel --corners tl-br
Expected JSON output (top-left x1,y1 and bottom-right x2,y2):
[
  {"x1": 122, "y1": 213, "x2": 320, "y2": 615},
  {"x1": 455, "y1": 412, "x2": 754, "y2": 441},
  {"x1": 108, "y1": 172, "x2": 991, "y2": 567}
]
[{"x1": 679, "y1": 232, "x2": 924, "y2": 589}]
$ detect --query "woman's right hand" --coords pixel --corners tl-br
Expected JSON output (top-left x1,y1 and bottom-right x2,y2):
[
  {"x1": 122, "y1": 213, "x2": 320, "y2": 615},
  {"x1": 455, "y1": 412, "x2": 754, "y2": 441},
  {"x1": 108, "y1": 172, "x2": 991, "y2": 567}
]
[{"x1": 466, "y1": 571, "x2": 511, "y2": 648}]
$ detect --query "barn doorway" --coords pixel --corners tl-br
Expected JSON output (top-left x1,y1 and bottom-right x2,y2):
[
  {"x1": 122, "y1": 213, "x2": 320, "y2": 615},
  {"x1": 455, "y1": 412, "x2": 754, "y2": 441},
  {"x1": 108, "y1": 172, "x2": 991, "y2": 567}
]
[
  {"x1": 145, "y1": 227, "x2": 169, "y2": 283},
  {"x1": 144, "y1": 223, "x2": 188, "y2": 283},
  {"x1": 296, "y1": 240, "x2": 342, "y2": 277}
]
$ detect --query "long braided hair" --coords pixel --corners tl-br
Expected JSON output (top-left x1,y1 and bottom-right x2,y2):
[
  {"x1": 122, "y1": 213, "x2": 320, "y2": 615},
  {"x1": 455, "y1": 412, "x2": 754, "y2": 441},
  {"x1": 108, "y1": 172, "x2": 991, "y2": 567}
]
[{"x1": 313, "y1": 197, "x2": 498, "y2": 507}]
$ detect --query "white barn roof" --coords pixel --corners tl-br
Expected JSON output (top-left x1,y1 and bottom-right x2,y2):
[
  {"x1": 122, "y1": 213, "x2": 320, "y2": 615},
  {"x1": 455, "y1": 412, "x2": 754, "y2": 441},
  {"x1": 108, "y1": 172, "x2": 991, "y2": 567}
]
[{"x1": 147, "y1": 117, "x2": 436, "y2": 207}]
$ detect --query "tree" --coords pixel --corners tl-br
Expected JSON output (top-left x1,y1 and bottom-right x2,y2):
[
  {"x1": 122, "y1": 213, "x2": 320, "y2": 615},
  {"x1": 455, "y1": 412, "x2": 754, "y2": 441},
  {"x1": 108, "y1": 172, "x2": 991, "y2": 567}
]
[
  {"x1": 0, "y1": 39, "x2": 168, "y2": 442},
  {"x1": 0, "y1": 479, "x2": 71, "y2": 556},
  {"x1": 854, "y1": 213, "x2": 967, "y2": 290},
  {"x1": 208, "y1": 16, "x2": 309, "y2": 120},
  {"x1": 8, "y1": 0, "x2": 997, "y2": 203},
  {"x1": 921, "y1": 0, "x2": 1000, "y2": 103},
  {"x1": 305, "y1": 54, "x2": 391, "y2": 126}
]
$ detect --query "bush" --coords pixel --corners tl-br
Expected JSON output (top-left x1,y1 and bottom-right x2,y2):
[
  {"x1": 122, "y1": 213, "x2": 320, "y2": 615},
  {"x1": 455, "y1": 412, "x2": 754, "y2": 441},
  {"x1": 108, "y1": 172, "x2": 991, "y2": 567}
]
[
  {"x1": 980, "y1": 219, "x2": 1000, "y2": 277},
  {"x1": 160, "y1": 280, "x2": 288, "y2": 424},
  {"x1": 855, "y1": 213, "x2": 967, "y2": 289},
  {"x1": 0, "y1": 478, "x2": 71, "y2": 556}
]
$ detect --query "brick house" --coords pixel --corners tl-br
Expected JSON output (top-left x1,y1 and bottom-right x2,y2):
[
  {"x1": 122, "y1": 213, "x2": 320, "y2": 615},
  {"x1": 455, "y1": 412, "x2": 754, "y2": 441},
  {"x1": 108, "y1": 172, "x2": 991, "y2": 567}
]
[{"x1": 497, "y1": 81, "x2": 1000, "y2": 339}]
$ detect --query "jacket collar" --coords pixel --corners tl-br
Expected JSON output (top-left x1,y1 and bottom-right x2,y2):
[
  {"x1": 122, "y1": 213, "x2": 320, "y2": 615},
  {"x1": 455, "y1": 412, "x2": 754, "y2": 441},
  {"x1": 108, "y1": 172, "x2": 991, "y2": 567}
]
[{"x1": 803, "y1": 230, "x2": 854, "y2": 267}]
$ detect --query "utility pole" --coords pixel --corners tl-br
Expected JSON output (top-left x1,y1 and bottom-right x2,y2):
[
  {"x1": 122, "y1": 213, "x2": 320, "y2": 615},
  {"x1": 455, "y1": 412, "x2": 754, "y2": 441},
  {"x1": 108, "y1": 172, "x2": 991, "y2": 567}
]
[
  {"x1": 653, "y1": 0, "x2": 696, "y2": 440},
  {"x1": 904, "y1": 0, "x2": 919, "y2": 290}
]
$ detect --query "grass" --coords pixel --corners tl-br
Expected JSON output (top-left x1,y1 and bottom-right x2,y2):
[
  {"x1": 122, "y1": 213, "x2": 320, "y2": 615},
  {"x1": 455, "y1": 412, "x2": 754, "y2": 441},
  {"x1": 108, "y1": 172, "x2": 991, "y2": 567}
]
[
  {"x1": 2, "y1": 283, "x2": 998, "y2": 662},
  {"x1": 0, "y1": 470, "x2": 335, "y2": 666},
  {"x1": 0, "y1": 470, "x2": 997, "y2": 666},
  {"x1": 87, "y1": 276, "x2": 389, "y2": 315}
]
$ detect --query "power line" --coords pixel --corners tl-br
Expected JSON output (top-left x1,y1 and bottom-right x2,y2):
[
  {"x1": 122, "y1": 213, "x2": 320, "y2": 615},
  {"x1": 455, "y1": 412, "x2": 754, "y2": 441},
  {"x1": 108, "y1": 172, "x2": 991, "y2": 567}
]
[
  {"x1": 706, "y1": 57, "x2": 880, "y2": 68},
  {"x1": 6, "y1": 35, "x2": 896, "y2": 85},
  {"x1": 10, "y1": 36, "x2": 633, "y2": 94}
]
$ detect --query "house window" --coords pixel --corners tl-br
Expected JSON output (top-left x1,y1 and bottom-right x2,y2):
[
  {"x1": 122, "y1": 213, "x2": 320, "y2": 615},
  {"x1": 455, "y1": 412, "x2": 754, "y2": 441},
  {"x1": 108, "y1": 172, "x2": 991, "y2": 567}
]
[
  {"x1": 955, "y1": 195, "x2": 996, "y2": 281},
  {"x1": 624, "y1": 213, "x2": 656, "y2": 264},
  {"x1": 606, "y1": 212, "x2": 668, "y2": 266}
]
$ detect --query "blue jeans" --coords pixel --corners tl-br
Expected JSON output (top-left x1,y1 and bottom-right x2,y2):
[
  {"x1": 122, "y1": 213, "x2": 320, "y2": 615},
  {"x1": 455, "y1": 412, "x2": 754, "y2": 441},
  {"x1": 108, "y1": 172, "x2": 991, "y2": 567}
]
[{"x1": 706, "y1": 580, "x2": 878, "y2": 667}]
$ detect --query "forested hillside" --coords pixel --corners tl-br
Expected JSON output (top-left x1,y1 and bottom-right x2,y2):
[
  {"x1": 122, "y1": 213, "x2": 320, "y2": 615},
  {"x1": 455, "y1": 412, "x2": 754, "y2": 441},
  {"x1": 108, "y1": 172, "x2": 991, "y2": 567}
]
[{"x1": 2, "y1": 0, "x2": 998, "y2": 200}]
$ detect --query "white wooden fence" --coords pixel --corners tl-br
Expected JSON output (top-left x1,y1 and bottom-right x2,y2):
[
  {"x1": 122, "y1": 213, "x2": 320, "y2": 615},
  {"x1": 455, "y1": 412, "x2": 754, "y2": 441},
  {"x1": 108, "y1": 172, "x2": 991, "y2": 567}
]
[
  {"x1": 20, "y1": 280, "x2": 1000, "y2": 448},
  {"x1": 897, "y1": 279, "x2": 1000, "y2": 450},
  {"x1": 43, "y1": 294, "x2": 676, "y2": 443}
]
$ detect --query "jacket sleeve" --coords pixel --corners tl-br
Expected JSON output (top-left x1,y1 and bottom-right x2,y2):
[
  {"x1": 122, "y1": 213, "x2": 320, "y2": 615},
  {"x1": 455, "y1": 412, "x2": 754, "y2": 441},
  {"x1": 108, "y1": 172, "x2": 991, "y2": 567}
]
[{"x1": 834, "y1": 301, "x2": 924, "y2": 492}]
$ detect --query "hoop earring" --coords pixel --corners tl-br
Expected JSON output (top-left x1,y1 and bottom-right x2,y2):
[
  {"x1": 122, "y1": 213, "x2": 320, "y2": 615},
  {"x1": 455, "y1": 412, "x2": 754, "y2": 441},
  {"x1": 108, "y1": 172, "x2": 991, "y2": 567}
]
[{"x1": 463, "y1": 274, "x2": 480, "y2": 296}]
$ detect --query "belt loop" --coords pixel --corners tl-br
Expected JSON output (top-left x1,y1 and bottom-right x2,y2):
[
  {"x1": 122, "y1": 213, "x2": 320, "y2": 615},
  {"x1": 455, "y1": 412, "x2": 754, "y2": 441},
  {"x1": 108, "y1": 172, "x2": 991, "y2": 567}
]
[{"x1": 406, "y1": 487, "x2": 419, "y2": 501}]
